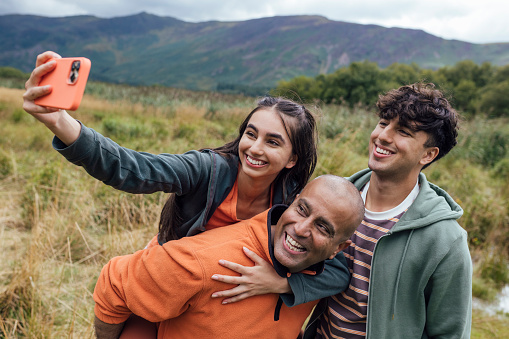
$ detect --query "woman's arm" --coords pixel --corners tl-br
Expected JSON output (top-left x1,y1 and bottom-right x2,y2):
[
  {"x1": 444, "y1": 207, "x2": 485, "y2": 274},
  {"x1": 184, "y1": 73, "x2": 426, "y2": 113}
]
[
  {"x1": 284, "y1": 253, "x2": 350, "y2": 306},
  {"x1": 23, "y1": 51, "x2": 82, "y2": 145},
  {"x1": 53, "y1": 124, "x2": 212, "y2": 195},
  {"x1": 94, "y1": 317, "x2": 125, "y2": 339},
  {"x1": 210, "y1": 248, "x2": 350, "y2": 306},
  {"x1": 210, "y1": 247, "x2": 290, "y2": 304},
  {"x1": 24, "y1": 52, "x2": 214, "y2": 197}
]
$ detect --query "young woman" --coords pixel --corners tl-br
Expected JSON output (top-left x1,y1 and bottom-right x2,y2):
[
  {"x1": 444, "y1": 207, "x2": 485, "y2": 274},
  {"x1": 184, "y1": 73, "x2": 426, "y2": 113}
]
[{"x1": 23, "y1": 51, "x2": 351, "y2": 336}]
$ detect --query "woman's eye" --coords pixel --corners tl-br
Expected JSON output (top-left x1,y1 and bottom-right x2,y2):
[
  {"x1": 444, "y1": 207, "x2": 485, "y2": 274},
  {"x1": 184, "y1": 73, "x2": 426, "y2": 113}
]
[{"x1": 268, "y1": 140, "x2": 280, "y2": 146}]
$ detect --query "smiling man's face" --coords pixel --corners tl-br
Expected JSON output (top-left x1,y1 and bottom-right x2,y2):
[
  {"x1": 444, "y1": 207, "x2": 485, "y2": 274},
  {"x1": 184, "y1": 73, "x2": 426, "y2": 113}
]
[{"x1": 272, "y1": 176, "x2": 360, "y2": 273}]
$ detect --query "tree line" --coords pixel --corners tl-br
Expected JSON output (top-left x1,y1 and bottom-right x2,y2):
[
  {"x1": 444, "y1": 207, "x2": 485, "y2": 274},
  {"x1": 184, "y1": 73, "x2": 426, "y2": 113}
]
[
  {"x1": 3, "y1": 60, "x2": 509, "y2": 118},
  {"x1": 276, "y1": 60, "x2": 509, "y2": 118}
]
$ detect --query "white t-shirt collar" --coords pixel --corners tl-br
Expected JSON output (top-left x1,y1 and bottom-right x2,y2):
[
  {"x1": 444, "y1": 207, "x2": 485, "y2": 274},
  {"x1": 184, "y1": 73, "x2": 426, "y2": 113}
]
[{"x1": 361, "y1": 180, "x2": 420, "y2": 220}]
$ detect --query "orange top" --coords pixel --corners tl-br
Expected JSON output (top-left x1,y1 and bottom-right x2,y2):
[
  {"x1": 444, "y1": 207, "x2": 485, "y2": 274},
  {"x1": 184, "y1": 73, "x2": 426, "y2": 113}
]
[
  {"x1": 206, "y1": 177, "x2": 240, "y2": 230},
  {"x1": 207, "y1": 176, "x2": 274, "y2": 230},
  {"x1": 145, "y1": 177, "x2": 273, "y2": 248},
  {"x1": 94, "y1": 209, "x2": 318, "y2": 338}
]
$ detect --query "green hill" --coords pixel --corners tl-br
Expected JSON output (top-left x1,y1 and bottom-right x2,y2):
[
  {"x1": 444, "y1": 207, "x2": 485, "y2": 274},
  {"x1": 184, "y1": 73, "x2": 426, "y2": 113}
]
[{"x1": 1, "y1": 12, "x2": 508, "y2": 92}]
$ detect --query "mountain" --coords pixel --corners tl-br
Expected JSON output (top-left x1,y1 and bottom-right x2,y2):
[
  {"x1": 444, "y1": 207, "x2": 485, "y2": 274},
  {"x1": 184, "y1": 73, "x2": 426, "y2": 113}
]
[{"x1": 1, "y1": 12, "x2": 509, "y2": 92}]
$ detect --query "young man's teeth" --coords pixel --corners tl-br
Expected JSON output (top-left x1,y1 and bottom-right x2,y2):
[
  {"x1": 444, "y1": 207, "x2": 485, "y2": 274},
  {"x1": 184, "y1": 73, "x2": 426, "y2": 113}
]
[
  {"x1": 286, "y1": 234, "x2": 305, "y2": 252},
  {"x1": 247, "y1": 156, "x2": 265, "y2": 165},
  {"x1": 376, "y1": 147, "x2": 391, "y2": 155}
]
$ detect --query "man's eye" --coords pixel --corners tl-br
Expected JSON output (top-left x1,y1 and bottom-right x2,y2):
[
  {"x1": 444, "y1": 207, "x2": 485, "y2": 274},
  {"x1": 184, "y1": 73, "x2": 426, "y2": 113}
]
[{"x1": 317, "y1": 224, "x2": 330, "y2": 235}]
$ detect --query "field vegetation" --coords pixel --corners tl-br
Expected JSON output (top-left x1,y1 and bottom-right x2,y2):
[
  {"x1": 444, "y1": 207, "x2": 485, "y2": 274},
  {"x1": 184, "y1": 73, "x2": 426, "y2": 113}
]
[
  {"x1": 278, "y1": 60, "x2": 509, "y2": 118},
  {"x1": 0, "y1": 76, "x2": 508, "y2": 337}
]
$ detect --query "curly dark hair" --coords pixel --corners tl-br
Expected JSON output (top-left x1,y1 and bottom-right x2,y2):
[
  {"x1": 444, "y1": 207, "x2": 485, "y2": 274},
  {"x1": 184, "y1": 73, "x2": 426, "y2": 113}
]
[{"x1": 376, "y1": 82, "x2": 459, "y2": 169}]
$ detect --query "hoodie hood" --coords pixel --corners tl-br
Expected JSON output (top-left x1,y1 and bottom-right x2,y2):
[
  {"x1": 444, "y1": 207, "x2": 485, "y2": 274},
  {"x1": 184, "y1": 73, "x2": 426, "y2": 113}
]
[
  {"x1": 347, "y1": 169, "x2": 463, "y2": 233},
  {"x1": 345, "y1": 169, "x2": 471, "y2": 339}
]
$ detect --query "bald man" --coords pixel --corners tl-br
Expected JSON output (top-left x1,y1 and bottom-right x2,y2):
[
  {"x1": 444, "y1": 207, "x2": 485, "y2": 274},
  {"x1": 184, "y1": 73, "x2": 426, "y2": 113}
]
[{"x1": 93, "y1": 175, "x2": 364, "y2": 339}]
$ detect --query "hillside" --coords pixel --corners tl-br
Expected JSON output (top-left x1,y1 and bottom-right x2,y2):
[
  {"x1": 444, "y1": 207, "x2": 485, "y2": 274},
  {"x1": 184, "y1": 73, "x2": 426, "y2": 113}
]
[{"x1": 1, "y1": 12, "x2": 509, "y2": 92}]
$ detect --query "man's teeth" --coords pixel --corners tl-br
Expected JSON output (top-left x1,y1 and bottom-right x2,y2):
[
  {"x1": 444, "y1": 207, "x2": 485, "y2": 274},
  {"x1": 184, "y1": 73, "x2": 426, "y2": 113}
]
[
  {"x1": 247, "y1": 155, "x2": 265, "y2": 166},
  {"x1": 376, "y1": 146, "x2": 391, "y2": 155},
  {"x1": 286, "y1": 234, "x2": 305, "y2": 252}
]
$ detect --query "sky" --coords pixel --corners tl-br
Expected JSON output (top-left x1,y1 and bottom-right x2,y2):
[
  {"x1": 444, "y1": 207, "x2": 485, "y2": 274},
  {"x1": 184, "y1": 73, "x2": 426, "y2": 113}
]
[{"x1": 1, "y1": 0, "x2": 508, "y2": 44}]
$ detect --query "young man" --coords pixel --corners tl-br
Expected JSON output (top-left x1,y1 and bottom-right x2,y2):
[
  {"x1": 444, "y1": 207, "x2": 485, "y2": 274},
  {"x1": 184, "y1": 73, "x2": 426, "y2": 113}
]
[
  {"x1": 93, "y1": 175, "x2": 365, "y2": 339},
  {"x1": 304, "y1": 83, "x2": 472, "y2": 338}
]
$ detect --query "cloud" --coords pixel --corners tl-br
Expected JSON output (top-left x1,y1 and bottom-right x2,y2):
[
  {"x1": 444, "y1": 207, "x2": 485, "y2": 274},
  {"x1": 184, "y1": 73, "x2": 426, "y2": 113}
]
[{"x1": 1, "y1": 0, "x2": 508, "y2": 43}]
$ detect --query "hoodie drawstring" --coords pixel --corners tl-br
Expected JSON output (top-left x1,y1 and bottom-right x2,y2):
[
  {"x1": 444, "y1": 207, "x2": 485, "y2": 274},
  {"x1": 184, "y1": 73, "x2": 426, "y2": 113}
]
[{"x1": 274, "y1": 297, "x2": 283, "y2": 321}]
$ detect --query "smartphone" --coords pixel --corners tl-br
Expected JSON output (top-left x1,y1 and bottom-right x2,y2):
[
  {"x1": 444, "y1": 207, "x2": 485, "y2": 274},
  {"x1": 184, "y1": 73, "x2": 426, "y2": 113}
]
[{"x1": 35, "y1": 57, "x2": 91, "y2": 111}]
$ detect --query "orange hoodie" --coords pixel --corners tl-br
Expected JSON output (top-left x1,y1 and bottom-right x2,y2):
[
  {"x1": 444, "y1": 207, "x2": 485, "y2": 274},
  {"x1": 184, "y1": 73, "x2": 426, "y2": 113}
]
[{"x1": 94, "y1": 206, "x2": 319, "y2": 338}]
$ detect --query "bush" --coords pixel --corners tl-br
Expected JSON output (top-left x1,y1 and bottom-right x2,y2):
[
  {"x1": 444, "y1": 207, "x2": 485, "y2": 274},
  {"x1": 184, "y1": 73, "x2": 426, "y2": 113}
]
[
  {"x1": 472, "y1": 277, "x2": 498, "y2": 301},
  {"x1": 0, "y1": 150, "x2": 13, "y2": 179},
  {"x1": 493, "y1": 158, "x2": 509, "y2": 182},
  {"x1": 0, "y1": 66, "x2": 29, "y2": 79},
  {"x1": 480, "y1": 81, "x2": 509, "y2": 118},
  {"x1": 102, "y1": 118, "x2": 153, "y2": 140},
  {"x1": 479, "y1": 255, "x2": 509, "y2": 288}
]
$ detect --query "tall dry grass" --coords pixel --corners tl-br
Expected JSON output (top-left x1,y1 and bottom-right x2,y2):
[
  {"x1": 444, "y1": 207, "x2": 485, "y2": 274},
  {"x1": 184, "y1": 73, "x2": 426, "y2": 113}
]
[{"x1": 0, "y1": 84, "x2": 508, "y2": 337}]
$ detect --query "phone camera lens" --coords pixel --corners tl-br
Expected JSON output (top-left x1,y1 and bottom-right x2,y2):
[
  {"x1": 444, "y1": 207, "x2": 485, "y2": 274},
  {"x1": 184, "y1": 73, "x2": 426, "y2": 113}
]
[
  {"x1": 68, "y1": 60, "x2": 81, "y2": 84},
  {"x1": 71, "y1": 61, "x2": 81, "y2": 71}
]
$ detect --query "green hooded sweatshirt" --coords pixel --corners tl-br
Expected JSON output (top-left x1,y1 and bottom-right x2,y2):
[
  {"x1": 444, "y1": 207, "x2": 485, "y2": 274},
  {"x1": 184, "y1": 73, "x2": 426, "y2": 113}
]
[{"x1": 305, "y1": 168, "x2": 472, "y2": 339}]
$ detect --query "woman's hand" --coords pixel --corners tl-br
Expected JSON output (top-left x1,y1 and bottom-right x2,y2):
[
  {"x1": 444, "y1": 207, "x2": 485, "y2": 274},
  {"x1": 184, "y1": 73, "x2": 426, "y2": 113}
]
[
  {"x1": 211, "y1": 247, "x2": 292, "y2": 304},
  {"x1": 22, "y1": 51, "x2": 81, "y2": 145},
  {"x1": 23, "y1": 51, "x2": 63, "y2": 121}
]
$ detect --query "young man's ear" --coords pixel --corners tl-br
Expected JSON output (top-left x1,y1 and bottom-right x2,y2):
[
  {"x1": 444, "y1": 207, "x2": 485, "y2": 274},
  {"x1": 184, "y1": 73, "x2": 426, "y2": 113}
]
[
  {"x1": 420, "y1": 147, "x2": 439, "y2": 166},
  {"x1": 328, "y1": 240, "x2": 352, "y2": 260}
]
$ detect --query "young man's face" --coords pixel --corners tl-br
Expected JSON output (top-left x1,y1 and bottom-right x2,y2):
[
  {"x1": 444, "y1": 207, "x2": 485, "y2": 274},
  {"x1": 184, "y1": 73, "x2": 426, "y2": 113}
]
[
  {"x1": 368, "y1": 118, "x2": 439, "y2": 180},
  {"x1": 272, "y1": 179, "x2": 352, "y2": 273}
]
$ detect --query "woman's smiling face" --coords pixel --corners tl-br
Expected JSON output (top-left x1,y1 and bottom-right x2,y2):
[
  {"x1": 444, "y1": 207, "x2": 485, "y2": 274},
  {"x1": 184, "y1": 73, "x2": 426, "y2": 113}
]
[{"x1": 238, "y1": 108, "x2": 297, "y2": 183}]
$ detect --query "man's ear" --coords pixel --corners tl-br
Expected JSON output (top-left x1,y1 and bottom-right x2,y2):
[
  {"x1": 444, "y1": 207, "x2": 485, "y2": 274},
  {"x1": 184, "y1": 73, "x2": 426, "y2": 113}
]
[
  {"x1": 420, "y1": 147, "x2": 439, "y2": 166},
  {"x1": 328, "y1": 240, "x2": 352, "y2": 260}
]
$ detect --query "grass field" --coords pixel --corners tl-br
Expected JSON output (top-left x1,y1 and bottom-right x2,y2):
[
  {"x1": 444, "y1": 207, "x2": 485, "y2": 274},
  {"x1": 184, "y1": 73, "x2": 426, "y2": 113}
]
[{"x1": 0, "y1": 83, "x2": 508, "y2": 337}]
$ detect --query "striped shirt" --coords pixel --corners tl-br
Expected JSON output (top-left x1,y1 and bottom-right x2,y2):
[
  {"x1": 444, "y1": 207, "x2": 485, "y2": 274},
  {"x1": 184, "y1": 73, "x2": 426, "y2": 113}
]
[{"x1": 316, "y1": 181, "x2": 419, "y2": 339}]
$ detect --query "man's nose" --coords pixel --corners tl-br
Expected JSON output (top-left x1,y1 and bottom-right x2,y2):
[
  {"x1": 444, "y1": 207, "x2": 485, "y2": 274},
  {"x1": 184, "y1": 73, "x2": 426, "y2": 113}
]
[
  {"x1": 378, "y1": 125, "x2": 394, "y2": 143},
  {"x1": 294, "y1": 220, "x2": 312, "y2": 237}
]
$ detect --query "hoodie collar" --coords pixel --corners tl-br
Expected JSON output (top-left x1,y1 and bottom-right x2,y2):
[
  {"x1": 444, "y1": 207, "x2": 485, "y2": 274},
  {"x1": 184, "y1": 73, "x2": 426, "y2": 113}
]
[{"x1": 348, "y1": 169, "x2": 464, "y2": 232}]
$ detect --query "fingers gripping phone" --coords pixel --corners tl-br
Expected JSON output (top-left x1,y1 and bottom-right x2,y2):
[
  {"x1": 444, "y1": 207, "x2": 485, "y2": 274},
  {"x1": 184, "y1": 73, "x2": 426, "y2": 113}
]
[{"x1": 35, "y1": 57, "x2": 91, "y2": 111}]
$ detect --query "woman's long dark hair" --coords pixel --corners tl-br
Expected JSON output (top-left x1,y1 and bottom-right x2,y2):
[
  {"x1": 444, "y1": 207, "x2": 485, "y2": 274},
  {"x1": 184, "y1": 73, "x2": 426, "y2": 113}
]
[{"x1": 158, "y1": 97, "x2": 318, "y2": 243}]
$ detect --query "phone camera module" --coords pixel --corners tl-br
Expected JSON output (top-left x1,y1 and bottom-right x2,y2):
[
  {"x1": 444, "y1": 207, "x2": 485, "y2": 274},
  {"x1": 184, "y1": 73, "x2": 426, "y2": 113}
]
[{"x1": 68, "y1": 60, "x2": 81, "y2": 85}]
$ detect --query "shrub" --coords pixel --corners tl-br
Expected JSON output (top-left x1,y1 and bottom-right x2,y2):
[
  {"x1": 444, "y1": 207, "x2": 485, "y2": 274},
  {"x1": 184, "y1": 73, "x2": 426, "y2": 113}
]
[
  {"x1": 479, "y1": 255, "x2": 509, "y2": 288},
  {"x1": 493, "y1": 158, "x2": 509, "y2": 181},
  {"x1": 0, "y1": 149, "x2": 13, "y2": 179},
  {"x1": 102, "y1": 118, "x2": 153, "y2": 140}
]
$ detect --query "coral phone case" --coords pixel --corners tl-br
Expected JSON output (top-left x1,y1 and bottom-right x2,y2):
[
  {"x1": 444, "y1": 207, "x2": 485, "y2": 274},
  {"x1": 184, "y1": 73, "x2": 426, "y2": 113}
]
[{"x1": 35, "y1": 57, "x2": 91, "y2": 111}]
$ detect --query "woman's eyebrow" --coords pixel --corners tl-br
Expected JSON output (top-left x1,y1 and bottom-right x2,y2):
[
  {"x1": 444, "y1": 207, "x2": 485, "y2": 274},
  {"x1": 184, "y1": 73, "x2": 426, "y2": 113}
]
[
  {"x1": 246, "y1": 123, "x2": 286, "y2": 144},
  {"x1": 267, "y1": 132, "x2": 286, "y2": 144},
  {"x1": 246, "y1": 123, "x2": 258, "y2": 132}
]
